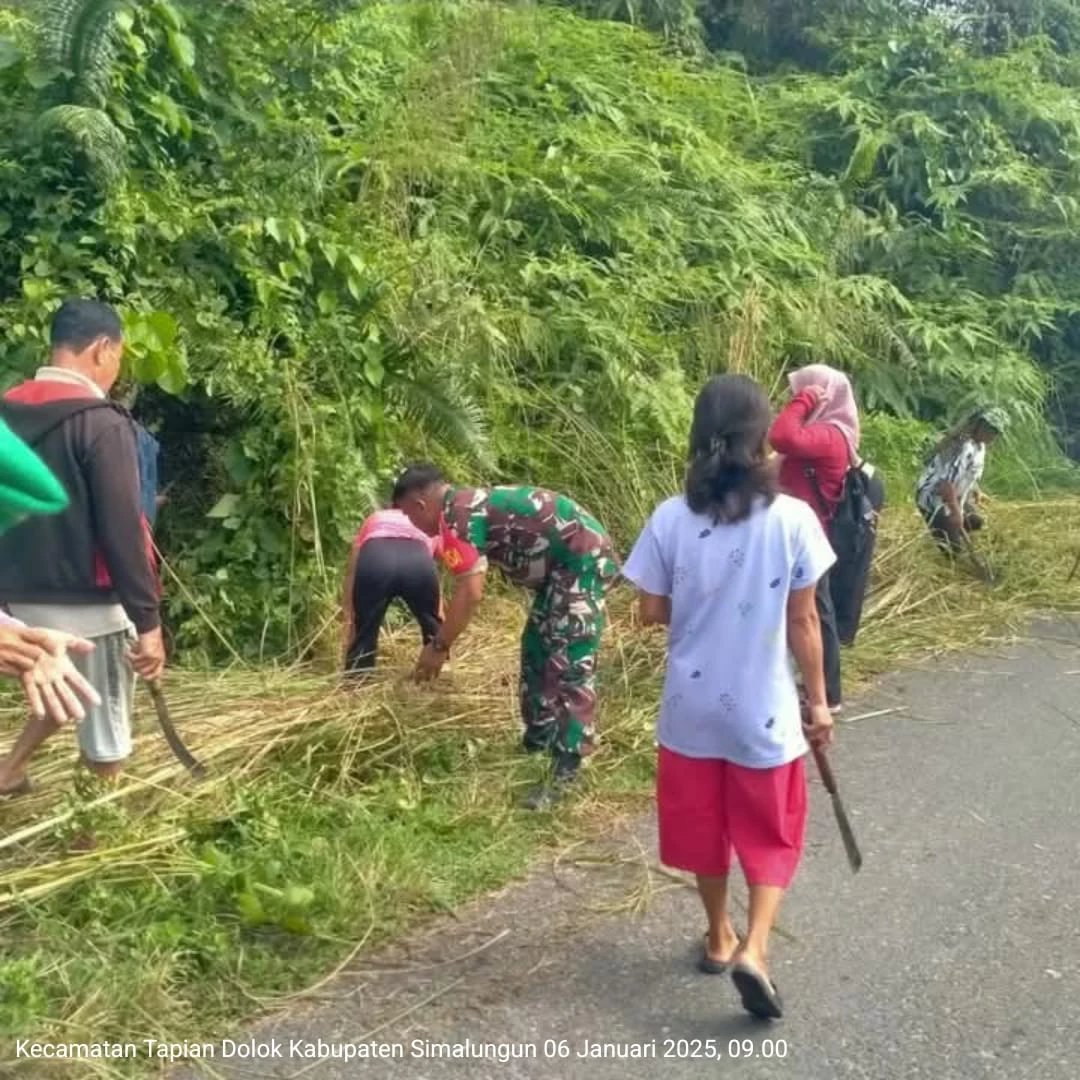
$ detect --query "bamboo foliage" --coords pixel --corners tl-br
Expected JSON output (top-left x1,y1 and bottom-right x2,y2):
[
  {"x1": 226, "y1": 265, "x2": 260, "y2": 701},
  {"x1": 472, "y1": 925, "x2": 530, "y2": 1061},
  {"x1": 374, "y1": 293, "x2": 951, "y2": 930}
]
[{"x1": 1, "y1": 0, "x2": 1079, "y2": 665}]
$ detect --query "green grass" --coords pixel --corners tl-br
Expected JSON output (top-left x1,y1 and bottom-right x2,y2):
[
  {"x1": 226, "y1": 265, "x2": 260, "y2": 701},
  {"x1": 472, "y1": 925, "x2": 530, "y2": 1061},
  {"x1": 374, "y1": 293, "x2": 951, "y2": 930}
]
[{"x1": 4, "y1": 766, "x2": 548, "y2": 1042}]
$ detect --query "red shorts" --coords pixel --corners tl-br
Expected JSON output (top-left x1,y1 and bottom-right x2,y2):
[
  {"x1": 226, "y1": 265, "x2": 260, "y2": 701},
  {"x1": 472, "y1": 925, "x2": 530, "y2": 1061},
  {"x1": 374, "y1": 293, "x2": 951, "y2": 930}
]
[{"x1": 657, "y1": 746, "x2": 807, "y2": 887}]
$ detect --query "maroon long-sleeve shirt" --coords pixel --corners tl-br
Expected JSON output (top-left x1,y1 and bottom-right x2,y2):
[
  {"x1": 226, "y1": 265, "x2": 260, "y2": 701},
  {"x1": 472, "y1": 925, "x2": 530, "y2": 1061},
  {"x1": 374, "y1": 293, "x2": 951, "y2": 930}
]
[{"x1": 768, "y1": 389, "x2": 849, "y2": 530}]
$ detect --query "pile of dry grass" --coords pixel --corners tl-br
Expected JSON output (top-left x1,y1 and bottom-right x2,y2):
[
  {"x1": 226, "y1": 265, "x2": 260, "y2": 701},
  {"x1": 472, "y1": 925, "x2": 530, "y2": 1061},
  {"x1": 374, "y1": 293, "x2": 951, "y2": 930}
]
[
  {"x1": 2, "y1": 498, "x2": 1079, "y2": 913},
  {"x1": 848, "y1": 499, "x2": 1080, "y2": 686},
  {"x1": 0, "y1": 600, "x2": 534, "y2": 911}
]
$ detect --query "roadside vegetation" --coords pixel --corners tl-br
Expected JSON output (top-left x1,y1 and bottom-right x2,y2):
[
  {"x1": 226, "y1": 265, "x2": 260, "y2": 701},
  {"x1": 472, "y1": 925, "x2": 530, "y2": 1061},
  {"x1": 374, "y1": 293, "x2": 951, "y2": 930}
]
[{"x1": 4, "y1": 1, "x2": 1080, "y2": 1073}]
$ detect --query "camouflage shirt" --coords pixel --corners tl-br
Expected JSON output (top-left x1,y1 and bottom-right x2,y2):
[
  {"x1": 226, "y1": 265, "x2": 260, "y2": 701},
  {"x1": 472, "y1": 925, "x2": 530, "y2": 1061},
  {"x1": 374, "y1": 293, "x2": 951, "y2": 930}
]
[{"x1": 438, "y1": 485, "x2": 615, "y2": 590}]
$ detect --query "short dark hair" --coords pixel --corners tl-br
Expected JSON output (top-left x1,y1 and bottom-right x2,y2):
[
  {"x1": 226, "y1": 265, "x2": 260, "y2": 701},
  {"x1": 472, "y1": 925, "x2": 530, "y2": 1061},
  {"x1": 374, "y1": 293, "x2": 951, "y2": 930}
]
[
  {"x1": 685, "y1": 374, "x2": 777, "y2": 524},
  {"x1": 391, "y1": 462, "x2": 445, "y2": 506},
  {"x1": 50, "y1": 298, "x2": 123, "y2": 354}
]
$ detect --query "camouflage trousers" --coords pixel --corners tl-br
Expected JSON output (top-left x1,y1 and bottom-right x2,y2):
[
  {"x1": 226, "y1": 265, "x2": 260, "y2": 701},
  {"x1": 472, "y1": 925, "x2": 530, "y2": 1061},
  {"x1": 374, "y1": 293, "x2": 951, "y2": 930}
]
[{"x1": 519, "y1": 552, "x2": 619, "y2": 757}]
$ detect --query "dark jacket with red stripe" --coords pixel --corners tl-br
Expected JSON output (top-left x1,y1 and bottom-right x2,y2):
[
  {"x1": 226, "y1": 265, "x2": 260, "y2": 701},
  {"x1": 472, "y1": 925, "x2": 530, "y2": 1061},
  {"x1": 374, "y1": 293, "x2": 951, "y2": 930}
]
[{"x1": 0, "y1": 378, "x2": 161, "y2": 634}]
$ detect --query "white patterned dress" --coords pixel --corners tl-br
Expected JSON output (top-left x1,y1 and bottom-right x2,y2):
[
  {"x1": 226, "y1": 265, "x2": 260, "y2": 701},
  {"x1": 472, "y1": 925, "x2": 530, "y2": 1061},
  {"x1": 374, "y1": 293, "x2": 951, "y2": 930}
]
[{"x1": 916, "y1": 437, "x2": 985, "y2": 522}]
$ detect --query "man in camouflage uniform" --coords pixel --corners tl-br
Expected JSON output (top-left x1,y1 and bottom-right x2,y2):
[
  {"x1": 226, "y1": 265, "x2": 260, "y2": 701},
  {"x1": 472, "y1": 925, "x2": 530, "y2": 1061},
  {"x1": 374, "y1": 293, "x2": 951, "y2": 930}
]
[{"x1": 396, "y1": 464, "x2": 619, "y2": 807}]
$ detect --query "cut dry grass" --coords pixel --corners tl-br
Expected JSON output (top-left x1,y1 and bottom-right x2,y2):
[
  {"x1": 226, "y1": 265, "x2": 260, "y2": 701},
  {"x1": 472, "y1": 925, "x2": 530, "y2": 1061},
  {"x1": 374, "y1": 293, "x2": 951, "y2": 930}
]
[
  {"x1": 2, "y1": 497, "x2": 1080, "y2": 1076},
  {"x1": 0, "y1": 600, "x2": 655, "y2": 913},
  {"x1": 846, "y1": 499, "x2": 1080, "y2": 685}
]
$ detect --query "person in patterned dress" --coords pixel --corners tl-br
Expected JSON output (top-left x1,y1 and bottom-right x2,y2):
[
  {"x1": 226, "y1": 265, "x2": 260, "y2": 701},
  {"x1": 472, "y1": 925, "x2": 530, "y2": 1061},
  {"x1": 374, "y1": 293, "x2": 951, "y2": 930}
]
[
  {"x1": 395, "y1": 464, "x2": 620, "y2": 808},
  {"x1": 916, "y1": 407, "x2": 1007, "y2": 552}
]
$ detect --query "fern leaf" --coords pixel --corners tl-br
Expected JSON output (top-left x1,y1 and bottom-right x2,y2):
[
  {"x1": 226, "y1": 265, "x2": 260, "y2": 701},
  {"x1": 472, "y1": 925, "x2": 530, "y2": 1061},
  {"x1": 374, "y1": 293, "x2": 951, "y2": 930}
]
[
  {"x1": 37, "y1": 102, "x2": 126, "y2": 183},
  {"x1": 37, "y1": 0, "x2": 121, "y2": 104},
  {"x1": 388, "y1": 366, "x2": 493, "y2": 467}
]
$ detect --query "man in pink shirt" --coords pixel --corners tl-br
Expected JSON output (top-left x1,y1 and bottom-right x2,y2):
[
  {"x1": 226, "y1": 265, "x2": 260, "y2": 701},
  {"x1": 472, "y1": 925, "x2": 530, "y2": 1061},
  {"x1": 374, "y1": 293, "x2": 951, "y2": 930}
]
[{"x1": 342, "y1": 465, "x2": 445, "y2": 673}]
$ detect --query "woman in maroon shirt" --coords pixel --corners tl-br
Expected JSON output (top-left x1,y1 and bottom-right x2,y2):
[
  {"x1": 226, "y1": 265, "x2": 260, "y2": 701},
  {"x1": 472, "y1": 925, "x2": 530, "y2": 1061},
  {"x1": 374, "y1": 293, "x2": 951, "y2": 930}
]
[{"x1": 768, "y1": 365, "x2": 860, "y2": 712}]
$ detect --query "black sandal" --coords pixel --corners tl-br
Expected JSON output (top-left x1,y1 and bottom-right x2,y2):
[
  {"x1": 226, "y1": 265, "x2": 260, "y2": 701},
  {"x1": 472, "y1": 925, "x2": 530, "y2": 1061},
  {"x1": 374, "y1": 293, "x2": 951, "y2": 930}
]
[
  {"x1": 731, "y1": 962, "x2": 783, "y2": 1020},
  {"x1": 697, "y1": 933, "x2": 740, "y2": 975}
]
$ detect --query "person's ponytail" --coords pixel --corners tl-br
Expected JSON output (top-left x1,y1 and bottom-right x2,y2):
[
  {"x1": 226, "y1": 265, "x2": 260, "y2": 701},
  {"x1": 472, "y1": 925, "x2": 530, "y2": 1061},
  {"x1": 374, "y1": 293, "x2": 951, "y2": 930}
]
[{"x1": 684, "y1": 375, "x2": 776, "y2": 525}]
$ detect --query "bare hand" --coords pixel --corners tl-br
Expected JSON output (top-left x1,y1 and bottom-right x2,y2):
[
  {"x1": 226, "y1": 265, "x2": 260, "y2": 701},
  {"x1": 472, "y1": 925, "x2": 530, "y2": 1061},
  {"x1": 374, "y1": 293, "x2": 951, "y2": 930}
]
[
  {"x1": 803, "y1": 703, "x2": 834, "y2": 748},
  {"x1": 128, "y1": 627, "x2": 166, "y2": 681},
  {"x1": 414, "y1": 642, "x2": 447, "y2": 683},
  {"x1": 2, "y1": 629, "x2": 102, "y2": 724},
  {"x1": 803, "y1": 384, "x2": 828, "y2": 407},
  {"x1": 0, "y1": 625, "x2": 49, "y2": 677}
]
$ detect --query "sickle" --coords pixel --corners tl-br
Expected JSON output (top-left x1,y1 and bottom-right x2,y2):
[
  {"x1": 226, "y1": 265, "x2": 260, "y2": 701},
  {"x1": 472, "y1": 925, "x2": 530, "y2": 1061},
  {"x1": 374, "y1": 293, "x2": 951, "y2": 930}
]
[{"x1": 148, "y1": 679, "x2": 207, "y2": 779}]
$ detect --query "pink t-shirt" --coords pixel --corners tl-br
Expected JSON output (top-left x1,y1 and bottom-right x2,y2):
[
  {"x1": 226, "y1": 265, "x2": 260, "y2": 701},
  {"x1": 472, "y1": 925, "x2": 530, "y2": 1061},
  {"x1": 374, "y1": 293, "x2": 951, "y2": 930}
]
[{"x1": 353, "y1": 509, "x2": 440, "y2": 558}]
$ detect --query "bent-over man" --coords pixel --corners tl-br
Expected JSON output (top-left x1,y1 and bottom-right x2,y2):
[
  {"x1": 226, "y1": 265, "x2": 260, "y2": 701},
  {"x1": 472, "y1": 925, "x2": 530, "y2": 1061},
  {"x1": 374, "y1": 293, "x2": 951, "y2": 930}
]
[{"x1": 396, "y1": 464, "x2": 619, "y2": 809}]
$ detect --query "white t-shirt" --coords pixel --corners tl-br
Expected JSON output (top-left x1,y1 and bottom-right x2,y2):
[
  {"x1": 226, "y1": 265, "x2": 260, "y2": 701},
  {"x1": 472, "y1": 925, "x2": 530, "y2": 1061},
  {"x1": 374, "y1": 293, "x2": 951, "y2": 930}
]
[
  {"x1": 623, "y1": 493, "x2": 835, "y2": 768},
  {"x1": 6, "y1": 602, "x2": 133, "y2": 639}
]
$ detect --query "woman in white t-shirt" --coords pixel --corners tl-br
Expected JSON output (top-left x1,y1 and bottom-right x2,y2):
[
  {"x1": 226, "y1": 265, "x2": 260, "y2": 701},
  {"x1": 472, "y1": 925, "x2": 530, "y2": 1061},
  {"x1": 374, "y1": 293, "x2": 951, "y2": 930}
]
[{"x1": 623, "y1": 374, "x2": 835, "y2": 1021}]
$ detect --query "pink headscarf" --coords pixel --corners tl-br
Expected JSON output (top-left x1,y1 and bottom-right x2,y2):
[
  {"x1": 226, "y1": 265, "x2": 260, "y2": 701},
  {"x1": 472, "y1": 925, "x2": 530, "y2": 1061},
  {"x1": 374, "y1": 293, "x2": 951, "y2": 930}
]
[{"x1": 788, "y1": 364, "x2": 860, "y2": 455}]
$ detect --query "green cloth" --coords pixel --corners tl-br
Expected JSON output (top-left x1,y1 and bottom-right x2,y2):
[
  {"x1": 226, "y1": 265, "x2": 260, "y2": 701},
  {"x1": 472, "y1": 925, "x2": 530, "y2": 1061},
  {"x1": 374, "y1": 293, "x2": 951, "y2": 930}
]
[{"x1": 0, "y1": 417, "x2": 68, "y2": 535}]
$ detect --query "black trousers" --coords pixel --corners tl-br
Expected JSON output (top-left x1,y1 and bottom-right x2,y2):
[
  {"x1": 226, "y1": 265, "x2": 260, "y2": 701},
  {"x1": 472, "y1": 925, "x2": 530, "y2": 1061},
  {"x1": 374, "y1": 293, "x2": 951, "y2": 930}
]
[
  {"x1": 345, "y1": 538, "x2": 441, "y2": 673},
  {"x1": 816, "y1": 570, "x2": 843, "y2": 708}
]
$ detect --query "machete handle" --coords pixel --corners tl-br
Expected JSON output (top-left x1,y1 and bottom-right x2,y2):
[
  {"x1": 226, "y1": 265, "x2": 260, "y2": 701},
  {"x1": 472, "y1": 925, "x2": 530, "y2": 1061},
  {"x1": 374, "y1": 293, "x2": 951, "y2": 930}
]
[{"x1": 799, "y1": 700, "x2": 838, "y2": 791}]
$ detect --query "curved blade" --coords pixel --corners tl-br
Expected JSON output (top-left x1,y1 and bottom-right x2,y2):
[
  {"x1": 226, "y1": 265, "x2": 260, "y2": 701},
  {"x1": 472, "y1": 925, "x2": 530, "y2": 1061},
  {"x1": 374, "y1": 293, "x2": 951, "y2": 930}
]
[
  {"x1": 148, "y1": 680, "x2": 207, "y2": 779},
  {"x1": 829, "y1": 791, "x2": 864, "y2": 873},
  {"x1": 811, "y1": 744, "x2": 863, "y2": 874}
]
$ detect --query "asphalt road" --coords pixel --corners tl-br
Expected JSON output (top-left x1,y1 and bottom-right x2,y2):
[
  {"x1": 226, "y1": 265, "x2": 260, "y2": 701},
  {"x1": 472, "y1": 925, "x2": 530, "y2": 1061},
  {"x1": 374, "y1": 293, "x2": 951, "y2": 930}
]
[{"x1": 176, "y1": 623, "x2": 1080, "y2": 1080}]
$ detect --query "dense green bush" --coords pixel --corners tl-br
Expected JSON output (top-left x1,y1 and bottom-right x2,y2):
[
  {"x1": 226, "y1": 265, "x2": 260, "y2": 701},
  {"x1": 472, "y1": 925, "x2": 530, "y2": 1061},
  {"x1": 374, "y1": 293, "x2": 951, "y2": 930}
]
[{"x1": 1, "y1": 0, "x2": 1077, "y2": 659}]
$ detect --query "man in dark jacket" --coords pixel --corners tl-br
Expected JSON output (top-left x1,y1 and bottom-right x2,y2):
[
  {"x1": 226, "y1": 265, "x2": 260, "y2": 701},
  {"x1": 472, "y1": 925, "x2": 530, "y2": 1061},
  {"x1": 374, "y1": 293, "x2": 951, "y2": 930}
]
[
  {"x1": 0, "y1": 417, "x2": 102, "y2": 735},
  {"x1": 0, "y1": 298, "x2": 165, "y2": 794}
]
